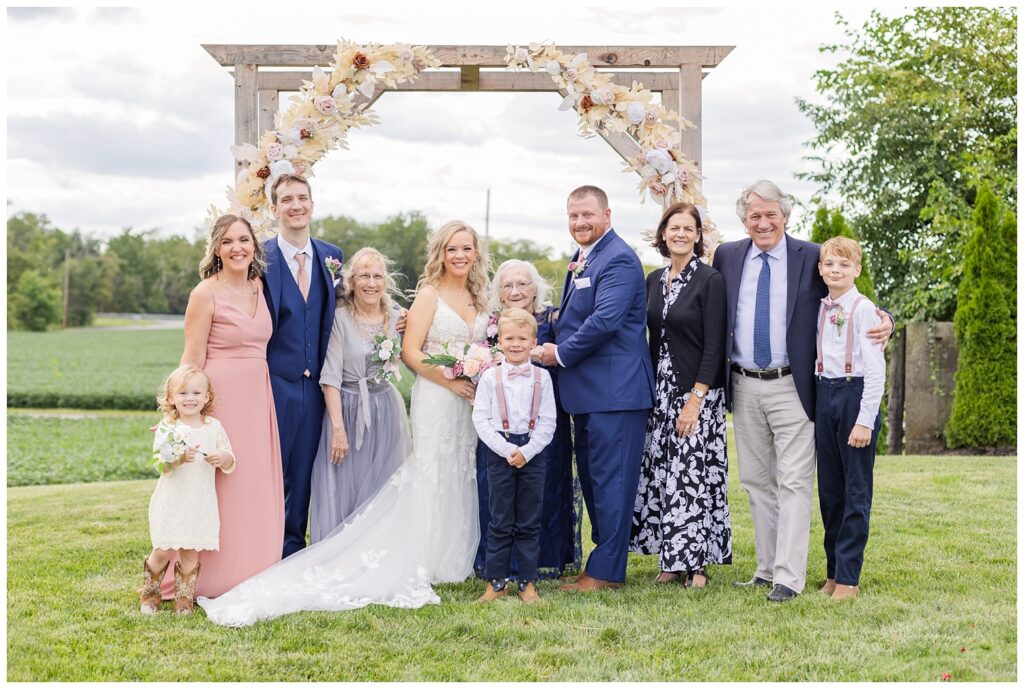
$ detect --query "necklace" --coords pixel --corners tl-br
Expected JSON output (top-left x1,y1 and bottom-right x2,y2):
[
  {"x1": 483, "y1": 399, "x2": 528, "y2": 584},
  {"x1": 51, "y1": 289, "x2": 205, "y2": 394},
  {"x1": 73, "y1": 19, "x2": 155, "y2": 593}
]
[{"x1": 218, "y1": 275, "x2": 256, "y2": 296}]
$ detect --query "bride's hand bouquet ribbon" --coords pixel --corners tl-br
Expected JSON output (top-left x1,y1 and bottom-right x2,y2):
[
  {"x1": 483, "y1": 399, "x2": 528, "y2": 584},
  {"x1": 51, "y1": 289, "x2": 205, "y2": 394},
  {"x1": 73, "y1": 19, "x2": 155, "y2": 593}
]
[{"x1": 422, "y1": 341, "x2": 501, "y2": 383}]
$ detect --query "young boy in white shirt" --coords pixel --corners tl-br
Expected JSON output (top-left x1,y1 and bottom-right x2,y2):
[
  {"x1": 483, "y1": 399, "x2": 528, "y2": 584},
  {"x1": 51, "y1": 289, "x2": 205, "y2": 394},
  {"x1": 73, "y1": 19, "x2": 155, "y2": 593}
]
[
  {"x1": 814, "y1": 236, "x2": 887, "y2": 601},
  {"x1": 472, "y1": 308, "x2": 556, "y2": 603}
]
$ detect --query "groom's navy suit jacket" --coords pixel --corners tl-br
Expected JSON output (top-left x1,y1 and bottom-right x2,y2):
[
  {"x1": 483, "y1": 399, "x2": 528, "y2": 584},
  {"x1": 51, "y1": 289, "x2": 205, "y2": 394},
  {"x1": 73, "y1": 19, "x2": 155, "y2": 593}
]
[
  {"x1": 713, "y1": 234, "x2": 826, "y2": 422},
  {"x1": 554, "y1": 228, "x2": 655, "y2": 414},
  {"x1": 263, "y1": 236, "x2": 341, "y2": 380}
]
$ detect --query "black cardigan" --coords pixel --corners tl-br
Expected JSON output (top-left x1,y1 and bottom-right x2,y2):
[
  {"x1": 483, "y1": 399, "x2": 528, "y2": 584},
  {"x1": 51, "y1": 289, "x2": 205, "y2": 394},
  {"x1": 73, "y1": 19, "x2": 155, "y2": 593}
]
[{"x1": 645, "y1": 262, "x2": 727, "y2": 391}]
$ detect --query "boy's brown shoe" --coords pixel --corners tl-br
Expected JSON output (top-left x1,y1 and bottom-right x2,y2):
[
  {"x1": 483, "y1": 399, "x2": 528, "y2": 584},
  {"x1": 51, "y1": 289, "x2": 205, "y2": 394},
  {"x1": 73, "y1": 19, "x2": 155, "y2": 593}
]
[
  {"x1": 831, "y1": 584, "x2": 859, "y2": 600},
  {"x1": 517, "y1": 581, "x2": 541, "y2": 603},
  {"x1": 476, "y1": 580, "x2": 508, "y2": 603}
]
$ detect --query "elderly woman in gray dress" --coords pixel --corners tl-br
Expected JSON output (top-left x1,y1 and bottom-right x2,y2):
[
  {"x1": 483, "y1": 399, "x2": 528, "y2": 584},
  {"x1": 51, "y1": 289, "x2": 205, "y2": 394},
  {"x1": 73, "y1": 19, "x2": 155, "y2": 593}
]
[{"x1": 308, "y1": 247, "x2": 410, "y2": 542}]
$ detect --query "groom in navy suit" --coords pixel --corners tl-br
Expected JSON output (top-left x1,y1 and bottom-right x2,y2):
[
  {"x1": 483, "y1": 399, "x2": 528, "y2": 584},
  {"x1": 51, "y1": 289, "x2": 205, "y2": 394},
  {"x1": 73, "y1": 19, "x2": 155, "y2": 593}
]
[
  {"x1": 535, "y1": 185, "x2": 655, "y2": 590},
  {"x1": 263, "y1": 174, "x2": 343, "y2": 558}
]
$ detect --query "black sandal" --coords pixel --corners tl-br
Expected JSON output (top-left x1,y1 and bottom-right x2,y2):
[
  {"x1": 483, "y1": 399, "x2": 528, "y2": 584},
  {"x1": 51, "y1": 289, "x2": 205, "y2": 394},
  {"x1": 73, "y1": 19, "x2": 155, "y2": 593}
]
[{"x1": 686, "y1": 568, "x2": 709, "y2": 588}]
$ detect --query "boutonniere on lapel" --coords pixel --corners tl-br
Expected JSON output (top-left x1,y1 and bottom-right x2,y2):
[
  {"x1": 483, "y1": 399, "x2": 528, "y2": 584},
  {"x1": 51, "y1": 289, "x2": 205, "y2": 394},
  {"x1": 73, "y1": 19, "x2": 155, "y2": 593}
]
[
  {"x1": 828, "y1": 310, "x2": 848, "y2": 335},
  {"x1": 567, "y1": 258, "x2": 587, "y2": 278},
  {"x1": 325, "y1": 256, "x2": 343, "y2": 286}
]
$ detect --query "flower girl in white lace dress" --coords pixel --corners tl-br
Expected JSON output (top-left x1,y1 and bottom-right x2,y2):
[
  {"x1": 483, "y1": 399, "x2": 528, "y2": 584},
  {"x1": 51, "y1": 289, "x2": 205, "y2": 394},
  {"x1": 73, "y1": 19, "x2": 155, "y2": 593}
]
[{"x1": 139, "y1": 365, "x2": 236, "y2": 615}]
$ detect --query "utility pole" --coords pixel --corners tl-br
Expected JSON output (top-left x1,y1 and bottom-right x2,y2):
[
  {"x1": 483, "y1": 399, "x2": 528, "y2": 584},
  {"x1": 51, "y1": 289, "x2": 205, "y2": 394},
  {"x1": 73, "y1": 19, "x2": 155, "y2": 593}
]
[
  {"x1": 484, "y1": 187, "x2": 490, "y2": 248},
  {"x1": 62, "y1": 248, "x2": 71, "y2": 329}
]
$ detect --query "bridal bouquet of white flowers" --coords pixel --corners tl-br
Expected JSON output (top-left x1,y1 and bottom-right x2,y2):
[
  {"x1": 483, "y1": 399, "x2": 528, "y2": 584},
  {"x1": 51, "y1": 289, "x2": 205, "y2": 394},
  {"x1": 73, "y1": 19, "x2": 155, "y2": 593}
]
[{"x1": 151, "y1": 420, "x2": 191, "y2": 469}]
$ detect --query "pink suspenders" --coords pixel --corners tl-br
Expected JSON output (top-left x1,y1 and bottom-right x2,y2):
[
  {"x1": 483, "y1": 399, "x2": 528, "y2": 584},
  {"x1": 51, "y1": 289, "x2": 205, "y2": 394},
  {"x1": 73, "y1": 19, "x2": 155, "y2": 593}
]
[
  {"x1": 816, "y1": 296, "x2": 867, "y2": 375},
  {"x1": 493, "y1": 365, "x2": 543, "y2": 432}
]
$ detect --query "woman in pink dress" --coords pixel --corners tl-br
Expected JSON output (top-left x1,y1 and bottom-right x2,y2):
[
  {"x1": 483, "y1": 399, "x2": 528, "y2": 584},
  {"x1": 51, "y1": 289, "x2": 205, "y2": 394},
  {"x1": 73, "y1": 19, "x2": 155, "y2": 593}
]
[{"x1": 161, "y1": 214, "x2": 285, "y2": 599}]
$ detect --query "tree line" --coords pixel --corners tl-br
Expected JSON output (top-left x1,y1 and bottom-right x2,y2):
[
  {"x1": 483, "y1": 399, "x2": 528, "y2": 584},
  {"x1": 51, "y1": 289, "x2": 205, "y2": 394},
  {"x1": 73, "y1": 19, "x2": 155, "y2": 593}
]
[{"x1": 6, "y1": 210, "x2": 575, "y2": 331}]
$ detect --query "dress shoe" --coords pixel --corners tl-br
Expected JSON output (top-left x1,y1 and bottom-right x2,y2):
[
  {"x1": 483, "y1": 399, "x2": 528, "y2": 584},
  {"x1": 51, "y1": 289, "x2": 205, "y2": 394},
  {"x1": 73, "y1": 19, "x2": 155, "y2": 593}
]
[
  {"x1": 734, "y1": 575, "x2": 773, "y2": 588},
  {"x1": 820, "y1": 578, "x2": 837, "y2": 595},
  {"x1": 831, "y1": 584, "x2": 859, "y2": 600},
  {"x1": 559, "y1": 570, "x2": 586, "y2": 583},
  {"x1": 476, "y1": 580, "x2": 508, "y2": 603},
  {"x1": 517, "y1": 581, "x2": 541, "y2": 603},
  {"x1": 654, "y1": 571, "x2": 683, "y2": 584},
  {"x1": 559, "y1": 574, "x2": 623, "y2": 592},
  {"x1": 767, "y1": 584, "x2": 799, "y2": 602}
]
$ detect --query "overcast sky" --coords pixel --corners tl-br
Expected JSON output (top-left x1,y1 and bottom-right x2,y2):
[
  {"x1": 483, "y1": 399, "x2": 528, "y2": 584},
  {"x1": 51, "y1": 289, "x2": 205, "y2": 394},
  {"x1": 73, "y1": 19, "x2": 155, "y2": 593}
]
[{"x1": 5, "y1": 4, "x2": 880, "y2": 261}]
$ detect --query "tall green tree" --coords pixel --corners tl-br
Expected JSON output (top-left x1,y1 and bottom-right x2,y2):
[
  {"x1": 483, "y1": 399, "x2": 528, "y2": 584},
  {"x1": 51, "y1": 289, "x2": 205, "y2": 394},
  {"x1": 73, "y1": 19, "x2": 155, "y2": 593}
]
[
  {"x1": 9, "y1": 270, "x2": 61, "y2": 331},
  {"x1": 945, "y1": 187, "x2": 1017, "y2": 448},
  {"x1": 102, "y1": 229, "x2": 169, "y2": 313},
  {"x1": 797, "y1": 7, "x2": 1017, "y2": 321}
]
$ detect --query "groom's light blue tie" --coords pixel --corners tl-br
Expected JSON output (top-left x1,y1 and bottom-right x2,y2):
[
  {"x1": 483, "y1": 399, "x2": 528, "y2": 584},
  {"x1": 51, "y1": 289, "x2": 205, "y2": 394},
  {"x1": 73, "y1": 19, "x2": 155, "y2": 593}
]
[{"x1": 753, "y1": 252, "x2": 772, "y2": 369}]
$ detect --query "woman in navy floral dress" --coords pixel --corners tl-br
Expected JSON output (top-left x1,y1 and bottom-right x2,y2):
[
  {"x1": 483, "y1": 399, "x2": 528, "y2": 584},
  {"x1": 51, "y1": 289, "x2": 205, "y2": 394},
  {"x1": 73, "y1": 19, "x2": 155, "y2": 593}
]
[{"x1": 631, "y1": 203, "x2": 731, "y2": 587}]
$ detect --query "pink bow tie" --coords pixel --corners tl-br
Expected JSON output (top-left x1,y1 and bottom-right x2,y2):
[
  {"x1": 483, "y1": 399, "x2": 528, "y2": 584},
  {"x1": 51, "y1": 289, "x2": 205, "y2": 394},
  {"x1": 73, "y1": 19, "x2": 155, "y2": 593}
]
[
  {"x1": 821, "y1": 298, "x2": 842, "y2": 311},
  {"x1": 506, "y1": 366, "x2": 532, "y2": 379}
]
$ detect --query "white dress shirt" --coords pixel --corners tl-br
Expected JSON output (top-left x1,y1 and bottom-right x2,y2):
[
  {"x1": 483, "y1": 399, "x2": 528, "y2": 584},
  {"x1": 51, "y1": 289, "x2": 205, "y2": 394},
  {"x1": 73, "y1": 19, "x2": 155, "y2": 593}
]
[
  {"x1": 732, "y1": 234, "x2": 790, "y2": 369},
  {"x1": 817, "y1": 286, "x2": 887, "y2": 428},
  {"x1": 472, "y1": 363, "x2": 557, "y2": 462},
  {"x1": 277, "y1": 235, "x2": 313, "y2": 285}
]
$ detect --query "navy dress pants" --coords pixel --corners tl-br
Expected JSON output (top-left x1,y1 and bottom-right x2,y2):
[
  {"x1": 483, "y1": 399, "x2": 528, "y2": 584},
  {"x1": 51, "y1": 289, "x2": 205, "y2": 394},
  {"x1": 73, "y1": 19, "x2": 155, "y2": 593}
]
[
  {"x1": 484, "y1": 432, "x2": 548, "y2": 582},
  {"x1": 815, "y1": 376, "x2": 880, "y2": 586},
  {"x1": 574, "y1": 409, "x2": 648, "y2": 583},
  {"x1": 271, "y1": 373, "x2": 326, "y2": 558}
]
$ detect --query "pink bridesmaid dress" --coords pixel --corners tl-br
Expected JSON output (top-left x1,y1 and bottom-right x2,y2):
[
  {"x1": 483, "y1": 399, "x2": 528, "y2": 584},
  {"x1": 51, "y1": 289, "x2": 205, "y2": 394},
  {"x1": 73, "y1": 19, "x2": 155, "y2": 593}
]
[{"x1": 162, "y1": 287, "x2": 285, "y2": 599}]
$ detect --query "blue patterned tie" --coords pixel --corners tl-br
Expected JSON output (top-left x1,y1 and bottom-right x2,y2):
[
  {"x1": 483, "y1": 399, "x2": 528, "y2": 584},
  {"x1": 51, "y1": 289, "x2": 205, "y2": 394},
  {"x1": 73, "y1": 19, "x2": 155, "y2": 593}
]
[{"x1": 753, "y1": 252, "x2": 772, "y2": 368}]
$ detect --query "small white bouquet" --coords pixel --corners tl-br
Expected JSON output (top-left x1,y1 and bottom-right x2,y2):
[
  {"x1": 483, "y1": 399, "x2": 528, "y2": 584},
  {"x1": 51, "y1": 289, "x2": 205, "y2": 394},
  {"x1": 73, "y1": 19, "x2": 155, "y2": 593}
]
[
  {"x1": 370, "y1": 334, "x2": 403, "y2": 384},
  {"x1": 151, "y1": 420, "x2": 191, "y2": 470}
]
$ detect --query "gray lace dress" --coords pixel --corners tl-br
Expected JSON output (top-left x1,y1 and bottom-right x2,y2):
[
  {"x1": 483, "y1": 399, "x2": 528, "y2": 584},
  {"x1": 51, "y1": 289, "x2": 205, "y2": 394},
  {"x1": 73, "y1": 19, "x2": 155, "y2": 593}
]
[{"x1": 308, "y1": 305, "x2": 410, "y2": 543}]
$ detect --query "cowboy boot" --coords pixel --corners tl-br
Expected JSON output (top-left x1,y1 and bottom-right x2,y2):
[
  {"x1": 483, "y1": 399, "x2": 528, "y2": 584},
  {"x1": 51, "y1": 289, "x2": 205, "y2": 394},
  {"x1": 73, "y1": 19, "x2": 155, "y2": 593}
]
[
  {"x1": 173, "y1": 561, "x2": 201, "y2": 615},
  {"x1": 516, "y1": 580, "x2": 541, "y2": 603},
  {"x1": 476, "y1": 579, "x2": 509, "y2": 603},
  {"x1": 139, "y1": 557, "x2": 169, "y2": 614}
]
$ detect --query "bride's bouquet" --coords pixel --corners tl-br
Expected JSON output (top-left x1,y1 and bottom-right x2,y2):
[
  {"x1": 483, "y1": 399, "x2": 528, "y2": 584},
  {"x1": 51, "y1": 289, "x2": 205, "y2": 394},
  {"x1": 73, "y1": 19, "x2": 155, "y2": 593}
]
[{"x1": 422, "y1": 341, "x2": 501, "y2": 383}]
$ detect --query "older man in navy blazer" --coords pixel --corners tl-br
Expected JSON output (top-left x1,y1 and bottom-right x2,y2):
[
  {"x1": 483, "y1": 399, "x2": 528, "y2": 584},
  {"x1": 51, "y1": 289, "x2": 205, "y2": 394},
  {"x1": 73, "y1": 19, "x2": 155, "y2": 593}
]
[
  {"x1": 715, "y1": 180, "x2": 890, "y2": 602},
  {"x1": 263, "y1": 174, "x2": 343, "y2": 558},
  {"x1": 535, "y1": 185, "x2": 655, "y2": 591}
]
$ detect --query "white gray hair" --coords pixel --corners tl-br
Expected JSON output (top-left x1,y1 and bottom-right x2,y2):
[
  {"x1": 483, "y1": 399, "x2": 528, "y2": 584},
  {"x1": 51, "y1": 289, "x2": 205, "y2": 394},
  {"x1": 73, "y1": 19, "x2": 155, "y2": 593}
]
[
  {"x1": 488, "y1": 259, "x2": 552, "y2": 314},
  {"x1": 735, "y1": 180, "x2": 793, "y2": 223}
]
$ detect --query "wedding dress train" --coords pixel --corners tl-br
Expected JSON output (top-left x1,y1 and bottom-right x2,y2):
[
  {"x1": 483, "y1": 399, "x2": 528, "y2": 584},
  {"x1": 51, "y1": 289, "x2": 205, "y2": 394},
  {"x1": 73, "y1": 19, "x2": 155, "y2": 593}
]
[{"x1": 198, "y1": 299, "x2": 486, "y2": 626}]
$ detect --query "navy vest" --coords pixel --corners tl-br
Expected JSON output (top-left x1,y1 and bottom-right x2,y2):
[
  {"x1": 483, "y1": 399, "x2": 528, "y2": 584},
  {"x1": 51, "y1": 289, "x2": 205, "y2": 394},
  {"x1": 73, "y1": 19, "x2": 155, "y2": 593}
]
[{"x1": 269, "y1": 243, "x2": 326, "y2": 380}]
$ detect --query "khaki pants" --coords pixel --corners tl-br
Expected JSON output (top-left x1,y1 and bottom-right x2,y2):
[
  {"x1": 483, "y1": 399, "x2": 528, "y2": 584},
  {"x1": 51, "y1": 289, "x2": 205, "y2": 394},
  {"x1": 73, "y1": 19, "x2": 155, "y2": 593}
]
[{"x1": 732, "y1": 371, "x2": 816, "y2": 592}]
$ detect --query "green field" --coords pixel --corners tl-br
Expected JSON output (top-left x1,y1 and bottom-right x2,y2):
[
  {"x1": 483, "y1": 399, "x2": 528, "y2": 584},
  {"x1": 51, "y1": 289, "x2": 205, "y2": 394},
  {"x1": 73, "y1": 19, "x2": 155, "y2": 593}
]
[
  {"x1": 7, "y1": 329, "x2": 414, "y2": 410},
  {"x1": 6, "y1": 454, "x2": 1016, "y2": 681},
  {"x1": 8, "y1": 330, "x2": 183, "y2": 409}
]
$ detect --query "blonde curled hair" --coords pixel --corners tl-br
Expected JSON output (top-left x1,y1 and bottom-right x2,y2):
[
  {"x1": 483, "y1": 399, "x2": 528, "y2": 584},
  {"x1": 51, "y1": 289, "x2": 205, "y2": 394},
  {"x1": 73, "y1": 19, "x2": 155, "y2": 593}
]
[
  {"x1": 338, "y1": 247, "x2": 401, "y2": 333},
  {"x1": 199, "y1": 214, "x2": 267, "y2": 280},
  {"x1": 416, "y1": 221, "x2": 490, "y2": 312},
  {"x1": 156, "y1": 365, "x2": 215, "y2": 421}
]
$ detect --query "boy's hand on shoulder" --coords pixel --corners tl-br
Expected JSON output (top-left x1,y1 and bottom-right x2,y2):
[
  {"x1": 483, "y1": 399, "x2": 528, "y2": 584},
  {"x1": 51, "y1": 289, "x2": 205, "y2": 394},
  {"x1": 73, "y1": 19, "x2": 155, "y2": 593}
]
[{"x1": 848, "y1": 424, "x2": 872, "y2": 448}]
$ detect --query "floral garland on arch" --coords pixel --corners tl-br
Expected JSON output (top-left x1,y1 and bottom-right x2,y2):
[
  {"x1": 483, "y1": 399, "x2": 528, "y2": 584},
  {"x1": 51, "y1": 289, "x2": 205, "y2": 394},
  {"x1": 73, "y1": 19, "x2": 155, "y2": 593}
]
[
  {"x1": 506, "y1": 42, "x2": 720, "y2": 246},
  {"x1": 207, "y1": 40, "x2": 441, "y2": 236}
]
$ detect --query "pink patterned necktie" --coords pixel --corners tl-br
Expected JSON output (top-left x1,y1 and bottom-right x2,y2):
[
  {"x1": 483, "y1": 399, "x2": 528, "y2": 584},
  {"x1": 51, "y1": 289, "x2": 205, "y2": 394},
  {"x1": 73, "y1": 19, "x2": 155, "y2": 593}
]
[{"x1": 296, "y1": 252, "x2": 309, "y2": 302}]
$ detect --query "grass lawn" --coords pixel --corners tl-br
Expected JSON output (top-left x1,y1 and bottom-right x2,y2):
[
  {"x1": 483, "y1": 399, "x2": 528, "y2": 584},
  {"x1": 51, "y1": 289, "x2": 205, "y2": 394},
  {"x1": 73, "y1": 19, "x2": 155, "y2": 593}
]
[
  {"x1": 6, "y1": 455, "x2": 1015, "y2": 681},
  {"x1": 7, "y1": 328, "x2": 414, "y2": 410}
]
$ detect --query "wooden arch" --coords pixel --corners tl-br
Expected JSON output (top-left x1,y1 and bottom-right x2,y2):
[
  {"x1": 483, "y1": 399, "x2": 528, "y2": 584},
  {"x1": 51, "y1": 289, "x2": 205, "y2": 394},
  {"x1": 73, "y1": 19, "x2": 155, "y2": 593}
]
[{"x1": 203, "y1": 43, "x2": 733, "y2": 172}]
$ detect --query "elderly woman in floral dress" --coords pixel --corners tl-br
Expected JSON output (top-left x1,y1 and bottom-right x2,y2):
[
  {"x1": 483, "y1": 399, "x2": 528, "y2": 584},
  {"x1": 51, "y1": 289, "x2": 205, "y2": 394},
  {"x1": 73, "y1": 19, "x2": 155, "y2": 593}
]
[
  {"x1": 473, "y1": 259, "x2": 583, "y2": 580},
  {"x1": 308, "y1": 247, "x2": 410, "y2": 542}
]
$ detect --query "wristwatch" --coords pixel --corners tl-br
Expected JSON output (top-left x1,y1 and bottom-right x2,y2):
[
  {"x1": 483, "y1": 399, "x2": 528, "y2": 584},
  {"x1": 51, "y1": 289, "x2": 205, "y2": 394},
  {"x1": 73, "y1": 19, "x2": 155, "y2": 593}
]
[{"x1": 690, "y1": 388, "x2": 706, "y2": 399}]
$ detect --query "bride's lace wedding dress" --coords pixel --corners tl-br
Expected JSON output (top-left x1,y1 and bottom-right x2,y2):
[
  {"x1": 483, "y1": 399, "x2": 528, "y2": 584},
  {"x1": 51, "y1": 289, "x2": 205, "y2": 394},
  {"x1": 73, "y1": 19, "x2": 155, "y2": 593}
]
[{"x1": 198, "y1": 299, "x2": 486, "y2": 627}]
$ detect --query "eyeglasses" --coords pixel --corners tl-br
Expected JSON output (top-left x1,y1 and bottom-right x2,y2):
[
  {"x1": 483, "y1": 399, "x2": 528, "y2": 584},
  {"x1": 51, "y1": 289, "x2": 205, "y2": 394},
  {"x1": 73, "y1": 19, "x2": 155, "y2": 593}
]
[
  {"x1": 499, "y1": 281, "x2": 533, "y2": 292},
  {"x1": 354, "y1": 273, "x2": 386, "y2": 282}
]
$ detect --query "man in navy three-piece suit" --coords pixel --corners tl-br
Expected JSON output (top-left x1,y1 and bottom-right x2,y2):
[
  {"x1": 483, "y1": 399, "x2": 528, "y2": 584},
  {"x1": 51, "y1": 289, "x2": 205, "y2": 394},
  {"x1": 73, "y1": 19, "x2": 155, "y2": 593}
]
[
  {"x1": 535, "y1": 185, "x2": 655, "y2": 590},
  {"x1": 263, "y1": 174, "x2": 343, "y2": 558}
]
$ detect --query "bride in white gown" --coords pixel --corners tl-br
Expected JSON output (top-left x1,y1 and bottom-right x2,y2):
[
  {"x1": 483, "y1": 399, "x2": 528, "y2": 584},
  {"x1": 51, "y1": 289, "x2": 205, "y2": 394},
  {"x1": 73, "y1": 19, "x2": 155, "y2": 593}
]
[{"x1": 199, "y1": 221, "x2": 491, "y2": 627}]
